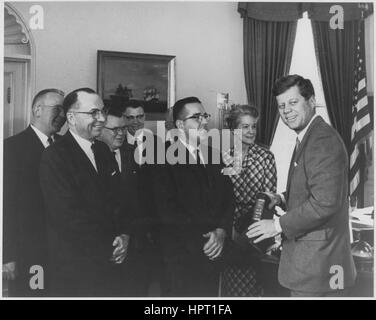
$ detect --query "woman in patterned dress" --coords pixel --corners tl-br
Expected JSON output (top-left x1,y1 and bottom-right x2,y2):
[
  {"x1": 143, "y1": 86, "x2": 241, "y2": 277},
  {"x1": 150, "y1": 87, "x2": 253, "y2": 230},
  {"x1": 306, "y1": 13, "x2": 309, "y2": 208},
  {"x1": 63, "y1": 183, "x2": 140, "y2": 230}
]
[{"x1": 221, "y1": 104, "x2": 277, "y2": 297}]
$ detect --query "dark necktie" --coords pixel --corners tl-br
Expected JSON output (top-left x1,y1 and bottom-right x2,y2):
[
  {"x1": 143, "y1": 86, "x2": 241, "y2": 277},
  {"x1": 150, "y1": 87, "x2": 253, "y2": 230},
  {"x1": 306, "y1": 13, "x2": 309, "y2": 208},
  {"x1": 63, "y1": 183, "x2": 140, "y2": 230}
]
[
  {"x1": 47, "y1": 136, "x2": 53, "y2": 146},
  {"x1": 286, "y1": 137, "x2": 301, "y2": 199},
  {"x1": 290, "y1": 137, "x2": 300, "y2": 165},
  {"x1": 132, "y1": 140, "x2": 141, "y2": 167},
  {"x1": 195, "y1": 148, "x2": 206, "y2": 166},
  {"x1": 195, "y1": 148, "x2": 212, "y2": 188},
  {"x1": 91, "y1": 142, "x2": 103, "y2": 175},
  {"x1": 196, "y1": 149, "x2": 201, "y2": 165},
  {"x1": 134, "y1": 138, "x2": 146, "y2": 166},
  {"x1": 112, "y1": 151, "x2": 121, "y2": 173},
  {"x1": 295, "y1": 137, "x2": 300, "y2": 152}
]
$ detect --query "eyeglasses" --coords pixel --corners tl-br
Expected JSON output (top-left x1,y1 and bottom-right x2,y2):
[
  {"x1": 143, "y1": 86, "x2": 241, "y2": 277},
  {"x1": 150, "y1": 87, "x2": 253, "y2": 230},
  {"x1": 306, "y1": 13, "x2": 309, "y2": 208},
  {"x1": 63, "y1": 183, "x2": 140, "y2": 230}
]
[
  {"x1": 103, "y1": 125, "x2": 127, "y2": 135},
  {"x1": 70, "y1": 109, "x2": 107, "y2": 119},
  {"x1": 183, "y1": 113, "x2": 211, "y2": 122},
  {"x1": 124, "y1": 114, "x2": 145, "y2": 121}
]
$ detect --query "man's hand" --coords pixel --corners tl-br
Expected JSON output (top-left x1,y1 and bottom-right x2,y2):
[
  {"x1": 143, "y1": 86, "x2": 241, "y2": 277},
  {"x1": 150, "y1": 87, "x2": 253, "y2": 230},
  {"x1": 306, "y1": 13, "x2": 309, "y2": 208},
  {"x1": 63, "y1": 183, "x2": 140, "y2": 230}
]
[
  {"x1": 202, "y1": 228, "x2": 226, "y2": 261},
  {"x1": 263, "y1": 192, "x2": 282, "y2": 209},
  {"x1": 2, "y1": 261, "x2": 17, "y2": 281},
  {"x1": 246, "y1": 220, "x2": 280, "y2": 243},
  {"x1": 111, "y1": 234, "x2": 130, "y2": 264}
]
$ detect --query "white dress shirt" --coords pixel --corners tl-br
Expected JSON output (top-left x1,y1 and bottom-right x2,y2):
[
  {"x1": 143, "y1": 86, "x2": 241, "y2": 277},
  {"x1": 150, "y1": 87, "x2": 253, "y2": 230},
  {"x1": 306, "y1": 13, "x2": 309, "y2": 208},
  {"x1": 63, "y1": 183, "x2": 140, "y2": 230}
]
[
  {"x1": 69, "y1": 129, "x2": 97, "y2": 171},
  {"x1": 178, "y1": 135, "x2": 206, "y2": 165},
  {"x1": 114, "y1": 148, "x2": 122, "y2": 172},
  {"x1": 126, "y1": 130, "x2": 144, "y2": 145},
  {"x1": 30, "y1": 124, "x2": 52, "y2": 148},
  {"x1": 296, "y1": 113, "x2": 319, "y2": 144}
]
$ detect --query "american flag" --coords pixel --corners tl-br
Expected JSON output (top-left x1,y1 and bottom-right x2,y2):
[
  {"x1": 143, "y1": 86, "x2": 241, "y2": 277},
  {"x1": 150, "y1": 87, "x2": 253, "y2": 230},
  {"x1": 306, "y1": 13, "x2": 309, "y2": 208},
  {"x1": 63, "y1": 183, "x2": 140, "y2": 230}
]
[{"x1": 349, "y1": 17, "x2": 372, "y2": 199}]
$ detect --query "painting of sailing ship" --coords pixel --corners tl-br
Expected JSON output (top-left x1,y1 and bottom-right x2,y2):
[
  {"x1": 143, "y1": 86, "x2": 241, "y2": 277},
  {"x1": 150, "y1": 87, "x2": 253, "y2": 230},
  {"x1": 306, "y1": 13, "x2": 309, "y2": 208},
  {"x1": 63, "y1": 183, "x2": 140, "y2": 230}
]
[{"x1": 97, "y1": 50, "x2": 175, "y2": 118}]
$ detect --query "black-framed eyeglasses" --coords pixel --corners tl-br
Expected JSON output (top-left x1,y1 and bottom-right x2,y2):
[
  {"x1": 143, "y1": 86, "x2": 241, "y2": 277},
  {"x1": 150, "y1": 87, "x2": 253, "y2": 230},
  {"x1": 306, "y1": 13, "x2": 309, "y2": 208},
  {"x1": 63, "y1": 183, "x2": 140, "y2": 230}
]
[
  {"x1": 124, "y1": 114, "x2": 145, "y2": 121},
  {"x1": 183, "y1": 113, "x2": 211, "y2": 122},
  {"x1": 70, "y1": 109, "x2": 107, "y2": 119},
  {"x1": 103, "y1": 125, "x2": 127, "y2": 135}
]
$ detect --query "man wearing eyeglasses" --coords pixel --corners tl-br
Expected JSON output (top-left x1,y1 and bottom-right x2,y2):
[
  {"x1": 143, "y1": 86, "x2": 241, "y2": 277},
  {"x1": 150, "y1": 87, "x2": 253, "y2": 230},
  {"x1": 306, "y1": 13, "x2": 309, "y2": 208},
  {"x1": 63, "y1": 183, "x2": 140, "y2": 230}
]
[
  {"x1": 121, "y1": 100, "x2": 163, "y2": 296},
  {"x1": 98, "y1": 103, "x2": 138, "y2": 295},
  {"x1": 99, "y1": 104, "x2": 128, "y2": 173},
  {"x1": 152, "y1": 96, "x2": 235, "y2": 297},
  {"x1": 40, "y1": 88, "x2": 129, "y2": 296},
  {"x1": 123, "y1": 100, "x2": 146, "y2": 141},
  {"x1": 3, "y1": 88, "x2": 65, "y2": 296}
]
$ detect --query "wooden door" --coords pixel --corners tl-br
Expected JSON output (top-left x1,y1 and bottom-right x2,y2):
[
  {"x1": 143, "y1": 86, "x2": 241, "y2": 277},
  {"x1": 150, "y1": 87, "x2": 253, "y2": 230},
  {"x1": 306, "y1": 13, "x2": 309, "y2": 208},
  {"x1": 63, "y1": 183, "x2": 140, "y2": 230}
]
[{"x1": 3, "y1": 59, "x2": 29, "y2": 139}]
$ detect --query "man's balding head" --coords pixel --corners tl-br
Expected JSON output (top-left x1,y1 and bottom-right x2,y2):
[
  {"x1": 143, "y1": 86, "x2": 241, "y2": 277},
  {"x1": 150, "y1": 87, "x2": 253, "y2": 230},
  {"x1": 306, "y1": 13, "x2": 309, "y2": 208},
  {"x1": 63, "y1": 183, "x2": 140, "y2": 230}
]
[{"x1": 31, "y1": 88, "x2": 65, "y2": 136}]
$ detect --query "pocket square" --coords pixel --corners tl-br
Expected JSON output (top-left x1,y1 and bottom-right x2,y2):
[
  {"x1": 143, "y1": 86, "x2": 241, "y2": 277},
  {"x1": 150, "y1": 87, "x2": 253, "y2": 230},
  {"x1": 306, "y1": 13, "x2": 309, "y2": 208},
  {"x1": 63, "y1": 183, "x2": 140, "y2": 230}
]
[{"x1": 294, "y1": 162, "x2": 298, "y2": 167}]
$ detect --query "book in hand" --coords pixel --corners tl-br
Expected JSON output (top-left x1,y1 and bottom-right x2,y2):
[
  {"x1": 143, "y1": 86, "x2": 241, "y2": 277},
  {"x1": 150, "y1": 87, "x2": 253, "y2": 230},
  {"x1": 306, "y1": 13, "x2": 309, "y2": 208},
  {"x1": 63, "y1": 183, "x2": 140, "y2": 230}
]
[{"x1": 238, "y1": 193, "x2": 276, "y2": 255}]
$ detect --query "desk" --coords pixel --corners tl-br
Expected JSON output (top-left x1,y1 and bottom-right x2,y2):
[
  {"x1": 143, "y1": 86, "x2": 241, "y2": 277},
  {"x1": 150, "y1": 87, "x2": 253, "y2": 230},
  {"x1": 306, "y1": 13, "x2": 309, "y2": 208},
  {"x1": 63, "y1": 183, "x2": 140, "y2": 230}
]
[{"x1": 350, "y1": 267, "x2": 374, "y2": 297}]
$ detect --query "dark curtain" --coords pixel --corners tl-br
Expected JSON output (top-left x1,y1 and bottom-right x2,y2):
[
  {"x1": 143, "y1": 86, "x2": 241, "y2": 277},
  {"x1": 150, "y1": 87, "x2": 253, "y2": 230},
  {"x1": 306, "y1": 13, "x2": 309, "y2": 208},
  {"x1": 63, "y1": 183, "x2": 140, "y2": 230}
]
[
  {"x1": 308, "y1": 3, "x2": 373, "y2": 152},
  {"x1": 311, "y1": 20, "x2": 360, "y2": 152},
  {"x1": 243, "y1": 17, "x2": 297, "y2": 146},
  {"x1": 238, "y1": 3, "x2": 302, "y2": 146},
  {"x1": 237, "y1": 2, "x2": 372, "y2": 147}
]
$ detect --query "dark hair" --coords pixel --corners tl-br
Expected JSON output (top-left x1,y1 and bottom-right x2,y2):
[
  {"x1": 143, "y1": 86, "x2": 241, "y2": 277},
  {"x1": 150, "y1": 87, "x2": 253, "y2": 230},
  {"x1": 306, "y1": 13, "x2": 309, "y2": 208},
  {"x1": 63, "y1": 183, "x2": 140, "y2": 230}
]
[
  {"x1": 172, "y1": 96, "x2": 201, "y2": 124},
  {"x1": 103, "y1": 102, "x2": 125, "y2": 118},
  {"x1": 63, "y1": 88, "x2": 96, "y2": 114},
  {"x1": 32, "y1": 88, "x2": 65, "y2": 108},
  {"x1": 123, "y1": 100, "x2": 145, "y2": 113},
  {"x1": 272, "y1": 74, "x2": 315, "y2": 100},
  {"x1": 226, "y1": 104, "x2": 259, "y2": 130}
]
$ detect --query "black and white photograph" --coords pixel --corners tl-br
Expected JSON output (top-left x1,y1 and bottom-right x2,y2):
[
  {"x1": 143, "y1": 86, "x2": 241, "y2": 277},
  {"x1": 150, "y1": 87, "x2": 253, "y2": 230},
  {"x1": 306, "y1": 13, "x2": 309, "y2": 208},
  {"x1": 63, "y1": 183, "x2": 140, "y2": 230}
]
[{"x1": 1, "y1": 1, "x2": 374, "y2": 302}]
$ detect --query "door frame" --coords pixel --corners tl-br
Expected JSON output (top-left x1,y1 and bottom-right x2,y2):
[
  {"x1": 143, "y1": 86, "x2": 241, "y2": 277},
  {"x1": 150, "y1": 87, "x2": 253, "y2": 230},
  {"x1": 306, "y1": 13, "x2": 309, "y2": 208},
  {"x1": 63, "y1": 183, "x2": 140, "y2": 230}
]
[
  {"x1": 4, "y1": 57, "x2": 32, "y2": 127},
  {"x1": 4, "y1": 3, "x2": 36, "y2": 127}
]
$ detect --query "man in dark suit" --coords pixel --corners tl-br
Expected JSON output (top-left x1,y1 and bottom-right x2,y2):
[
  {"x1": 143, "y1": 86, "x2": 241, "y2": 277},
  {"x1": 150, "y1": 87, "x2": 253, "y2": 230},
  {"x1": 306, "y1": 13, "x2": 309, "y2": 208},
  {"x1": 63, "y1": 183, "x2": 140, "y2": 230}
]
[
  {"x1": 39, "y1": 88, "x2": 129, "y2": 297},
  {"x1": 121, "y1": 100, "x2": 162, "y2": 296},
  {"x1": 247, "y1": 75, "x2": 356, "y2": 296},
  {"x1": 122, "y1": 101, "x2": 155, "y2": 239},
  {"x1": 153, "y1": 97, "x2": 235, "y2": 297},
  {"x1": 3, "y1": 88, "x2": 66, "y2": 296},
  {"x1": 98, "y1": 103, "x2": 148, "y2": 296}
]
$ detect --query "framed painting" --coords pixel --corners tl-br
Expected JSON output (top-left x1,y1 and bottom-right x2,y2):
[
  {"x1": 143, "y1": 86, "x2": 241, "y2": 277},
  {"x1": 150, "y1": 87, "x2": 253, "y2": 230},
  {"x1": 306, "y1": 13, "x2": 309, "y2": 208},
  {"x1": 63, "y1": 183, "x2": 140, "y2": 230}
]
[{"x1": 97, "y1": 50, "x2": 176, "y2": 120}]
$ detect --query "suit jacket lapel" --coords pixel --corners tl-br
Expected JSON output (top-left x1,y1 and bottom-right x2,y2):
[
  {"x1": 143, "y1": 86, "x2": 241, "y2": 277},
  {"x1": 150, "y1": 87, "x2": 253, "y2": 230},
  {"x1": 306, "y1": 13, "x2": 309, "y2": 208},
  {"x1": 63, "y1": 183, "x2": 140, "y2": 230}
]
[
  {"x1": 119, "y1": 146, "x2": 127, "y2": 179},
  {"x1": 65, "y1": 131, "x2": 101, "y2": 183},
  {"x1": 26, "y1": 126, "x2": 62, "y2": 151},
  {"x1": 181, "y1": 141, "x2": 210, "y2": 186},
  {"x1": 122, "y1": 142, "x2": 138, "y2": 173},
  {"x1": 285, "y1": 116, "x2": 323, "y2": 199},
  {"x1": 53, "y1": 133, "x2": 62, "y2": 142},
  {"x1": 26, "y1": 125, "x2": 46, "y2": 152}
]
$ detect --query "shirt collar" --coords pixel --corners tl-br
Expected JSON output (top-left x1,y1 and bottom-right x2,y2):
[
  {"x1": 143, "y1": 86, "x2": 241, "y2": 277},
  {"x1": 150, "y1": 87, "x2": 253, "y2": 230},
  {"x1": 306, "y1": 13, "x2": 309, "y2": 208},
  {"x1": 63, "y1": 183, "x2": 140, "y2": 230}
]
[
  {"x1": 297, "y1": 114, "x2": 319, "y2": 143},
  {"x1": 127, "y1": 130, "x2": 144, "y2": 145},
  {"x1": 30, "y1": 124, "x2": 50, "y2": 148},
  {"x1": 177, "y1": 132, "x2": 203, "y2": 160},
  {"x1": 69, "y1": 129, "x2": 94, "y2": 150},
  {"x1": 179, "y1": 137, "x2": 197, "y2": 155}
]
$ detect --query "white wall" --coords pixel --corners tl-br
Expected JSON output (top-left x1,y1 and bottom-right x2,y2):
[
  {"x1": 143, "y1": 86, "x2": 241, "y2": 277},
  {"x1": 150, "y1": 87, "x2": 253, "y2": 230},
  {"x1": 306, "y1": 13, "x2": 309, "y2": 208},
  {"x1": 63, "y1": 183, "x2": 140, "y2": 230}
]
[{"x1": 11, "y1": 1, "x2": 247, "y2": 129}]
